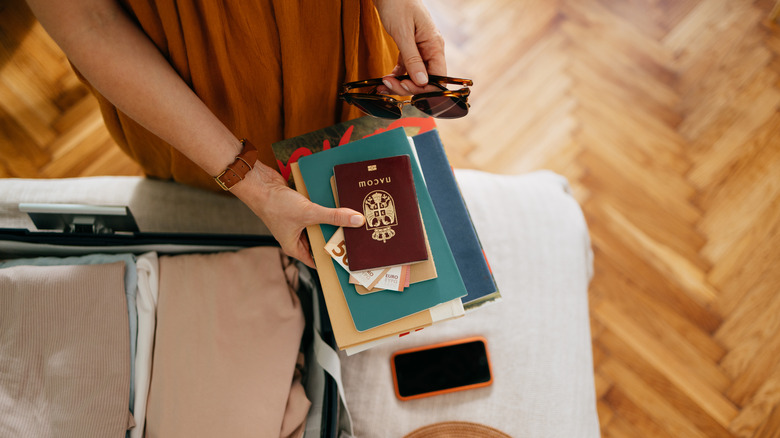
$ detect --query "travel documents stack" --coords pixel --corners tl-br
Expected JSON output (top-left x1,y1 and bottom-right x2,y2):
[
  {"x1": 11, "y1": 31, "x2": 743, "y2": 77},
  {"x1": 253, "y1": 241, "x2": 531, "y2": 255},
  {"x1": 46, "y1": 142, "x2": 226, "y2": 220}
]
[
  {"x1": 328, "y1": 154, "x2": 429, "y2": 295},
  {"x1": 273, "y1": 112, "x2": 501, "y2": 354}
]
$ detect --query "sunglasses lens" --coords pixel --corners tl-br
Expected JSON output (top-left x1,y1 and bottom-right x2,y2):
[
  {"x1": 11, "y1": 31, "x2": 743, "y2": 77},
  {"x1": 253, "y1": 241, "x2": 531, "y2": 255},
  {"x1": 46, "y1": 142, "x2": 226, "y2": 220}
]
[
  {"x1": 413, "y1": 96, "x2": 469, "y2": 119},
  {"x1": 347, "y1": 97, "x2": 403, "y2": 119}
]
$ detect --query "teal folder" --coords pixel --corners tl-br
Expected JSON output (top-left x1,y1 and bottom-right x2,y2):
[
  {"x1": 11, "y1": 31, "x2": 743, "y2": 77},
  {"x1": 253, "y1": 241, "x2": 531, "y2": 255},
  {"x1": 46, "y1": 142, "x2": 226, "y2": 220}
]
[{"x1": 298, "y1": 128, "x2": 467, "y2": 331}]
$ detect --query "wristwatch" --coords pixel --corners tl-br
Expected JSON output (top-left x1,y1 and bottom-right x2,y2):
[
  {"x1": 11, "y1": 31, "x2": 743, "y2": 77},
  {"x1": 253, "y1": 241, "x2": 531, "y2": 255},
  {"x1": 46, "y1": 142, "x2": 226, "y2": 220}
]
[{"x1": 214, "y1": 139, "x2": 258, "y2": 191}]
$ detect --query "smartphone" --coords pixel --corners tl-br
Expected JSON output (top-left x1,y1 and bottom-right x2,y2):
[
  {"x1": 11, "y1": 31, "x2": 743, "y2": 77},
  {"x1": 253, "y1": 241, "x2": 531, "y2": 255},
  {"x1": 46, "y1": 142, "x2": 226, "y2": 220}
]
[{"x1": 390, "y1": 336, "x2": 493, "y2": 401}]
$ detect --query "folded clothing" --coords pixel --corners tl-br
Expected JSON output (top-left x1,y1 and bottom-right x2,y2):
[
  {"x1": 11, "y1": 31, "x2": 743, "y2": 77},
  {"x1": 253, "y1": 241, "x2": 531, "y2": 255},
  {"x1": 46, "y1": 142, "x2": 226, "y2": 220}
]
[
  {"x1": 0, "y1": 263, "x2": 132, "y2": 437},
  {"x1": 130, "y1": 252, "x2": 159, "y2": 438},
  {"x1": 0, "y1": 253, "x2": 138, "y2": 413},
  {"x1": 145, "y1": 247, "x2": 310, "y2": 438}
]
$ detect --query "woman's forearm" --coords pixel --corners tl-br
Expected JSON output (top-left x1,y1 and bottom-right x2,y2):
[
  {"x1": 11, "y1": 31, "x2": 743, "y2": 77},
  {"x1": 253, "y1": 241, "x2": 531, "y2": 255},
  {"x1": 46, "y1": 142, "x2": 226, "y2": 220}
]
[
  {"x1": 26, "y1": 0, "x2": 373, "y2": 267},
  {"x1": 26, "y1": 0, "x2": 243, "y2": 178}
]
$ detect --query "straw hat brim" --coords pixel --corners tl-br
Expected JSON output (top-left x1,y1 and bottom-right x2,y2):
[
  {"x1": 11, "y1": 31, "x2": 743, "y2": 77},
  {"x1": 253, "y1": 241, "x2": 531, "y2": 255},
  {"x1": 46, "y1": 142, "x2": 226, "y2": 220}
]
[{"x1": 402, "y1": 421, "x2": 512, "y2": 438}]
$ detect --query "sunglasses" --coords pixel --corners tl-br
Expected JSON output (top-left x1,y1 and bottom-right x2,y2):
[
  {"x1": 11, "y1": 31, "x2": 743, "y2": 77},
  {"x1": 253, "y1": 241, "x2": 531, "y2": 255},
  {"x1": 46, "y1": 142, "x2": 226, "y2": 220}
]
[{"x1": 339, "y1": 75, "x2": 473, "y2": 119}]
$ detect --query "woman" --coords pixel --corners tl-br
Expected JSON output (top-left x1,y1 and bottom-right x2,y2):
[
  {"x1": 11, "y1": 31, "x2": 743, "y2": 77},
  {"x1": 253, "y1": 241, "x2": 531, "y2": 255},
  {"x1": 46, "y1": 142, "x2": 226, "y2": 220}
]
[{"x1": 26, "y1": 0, "x2": 447, "y2": 268}]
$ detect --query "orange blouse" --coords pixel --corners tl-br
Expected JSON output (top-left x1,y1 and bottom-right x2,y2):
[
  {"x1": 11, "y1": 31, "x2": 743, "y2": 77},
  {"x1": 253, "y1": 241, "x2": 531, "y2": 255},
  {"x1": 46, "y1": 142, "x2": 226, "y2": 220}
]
[{"x1": 82, "y1": 0, "x2": 397, "y2": 191}]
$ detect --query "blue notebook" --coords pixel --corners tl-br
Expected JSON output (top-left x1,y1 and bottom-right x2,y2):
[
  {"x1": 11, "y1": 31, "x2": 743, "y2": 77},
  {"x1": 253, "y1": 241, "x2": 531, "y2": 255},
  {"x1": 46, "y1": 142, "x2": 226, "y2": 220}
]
[
  {"x1": 412, "y1": 130, "x2": 501, "y2": 309},
  {"x1": 298, "y1": 128, "x2": 467, "y2": 331}
]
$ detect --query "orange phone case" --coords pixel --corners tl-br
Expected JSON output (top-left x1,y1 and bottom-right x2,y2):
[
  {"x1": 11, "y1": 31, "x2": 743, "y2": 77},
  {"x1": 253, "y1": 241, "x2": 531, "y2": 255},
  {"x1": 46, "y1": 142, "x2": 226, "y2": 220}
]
[{"x1": 390, "y1": 336, "x2": 493, "y2": 401}]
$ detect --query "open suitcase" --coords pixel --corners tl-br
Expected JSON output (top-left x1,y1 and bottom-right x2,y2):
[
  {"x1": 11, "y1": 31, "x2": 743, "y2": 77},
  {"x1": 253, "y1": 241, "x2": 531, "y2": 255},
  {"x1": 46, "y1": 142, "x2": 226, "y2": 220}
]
[{"x1": 0, "y1": 176, "x2": 350, "y2": 437}]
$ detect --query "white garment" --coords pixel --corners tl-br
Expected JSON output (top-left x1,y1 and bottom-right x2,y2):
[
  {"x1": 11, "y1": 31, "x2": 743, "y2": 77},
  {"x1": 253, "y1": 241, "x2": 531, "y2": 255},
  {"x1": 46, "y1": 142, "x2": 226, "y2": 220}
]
[
  {"x1": 340, "y1": 170, "x2": 599, "y2": 437},
  {"x1": 131, "y1": 252, "x2": 160, "y2": 438}
]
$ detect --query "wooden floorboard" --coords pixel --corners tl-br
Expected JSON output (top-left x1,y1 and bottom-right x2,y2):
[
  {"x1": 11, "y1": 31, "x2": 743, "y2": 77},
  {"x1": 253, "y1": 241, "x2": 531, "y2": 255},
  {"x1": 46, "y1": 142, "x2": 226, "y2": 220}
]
[{"x1": 1, "y1": 0, "x2": 779, "y2": 436}]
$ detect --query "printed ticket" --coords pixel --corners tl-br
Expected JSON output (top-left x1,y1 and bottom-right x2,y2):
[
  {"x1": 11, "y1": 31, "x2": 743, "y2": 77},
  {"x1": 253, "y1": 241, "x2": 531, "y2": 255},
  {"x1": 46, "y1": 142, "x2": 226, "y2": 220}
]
[
  {"x1": 368, "y1": 264, "x2": 405, "y2": 292},
  {"x1": 349, "y1": 266, "x2": 396, "y2": 289},
  {"x1": 325, "y1": 227, "x2": 403, "y2": 291}
]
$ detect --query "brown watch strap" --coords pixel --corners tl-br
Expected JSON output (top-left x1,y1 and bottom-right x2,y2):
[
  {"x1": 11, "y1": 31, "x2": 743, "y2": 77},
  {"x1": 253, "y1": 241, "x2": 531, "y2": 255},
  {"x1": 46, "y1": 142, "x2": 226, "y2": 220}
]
[{"x1": 214, "y1": 139, "x2": 258, "y2": 191}]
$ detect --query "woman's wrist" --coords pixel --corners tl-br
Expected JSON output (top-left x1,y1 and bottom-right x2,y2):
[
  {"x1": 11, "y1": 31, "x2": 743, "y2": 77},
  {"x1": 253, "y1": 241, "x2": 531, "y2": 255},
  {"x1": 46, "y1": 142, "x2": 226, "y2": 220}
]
[
  {"x1": 212, "y1": 139, "x2": 258, "y2": 191},
  {"x1": 229, "y1": 161, "x2": 278, "y2": 213}
]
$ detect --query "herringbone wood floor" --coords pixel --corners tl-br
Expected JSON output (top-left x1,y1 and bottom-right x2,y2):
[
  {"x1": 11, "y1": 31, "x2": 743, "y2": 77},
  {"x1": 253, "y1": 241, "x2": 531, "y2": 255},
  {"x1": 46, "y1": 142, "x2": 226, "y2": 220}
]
[{"x1": 2, "y1": 0, "x2": 779, "y2": 436}]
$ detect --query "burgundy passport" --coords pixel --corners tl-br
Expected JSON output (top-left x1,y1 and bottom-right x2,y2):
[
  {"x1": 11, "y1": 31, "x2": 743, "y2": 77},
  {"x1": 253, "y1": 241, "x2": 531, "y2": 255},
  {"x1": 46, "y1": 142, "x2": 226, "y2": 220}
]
[{"x1": 333, "y1": 155, "x2": 428, "y2": 271}]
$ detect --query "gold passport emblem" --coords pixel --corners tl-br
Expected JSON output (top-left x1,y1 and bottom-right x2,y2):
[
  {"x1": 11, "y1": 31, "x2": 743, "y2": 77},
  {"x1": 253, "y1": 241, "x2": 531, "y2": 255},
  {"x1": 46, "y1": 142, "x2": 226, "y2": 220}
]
[{"x1": 363, "y1": 190, "x2": 397, "y2": 243}]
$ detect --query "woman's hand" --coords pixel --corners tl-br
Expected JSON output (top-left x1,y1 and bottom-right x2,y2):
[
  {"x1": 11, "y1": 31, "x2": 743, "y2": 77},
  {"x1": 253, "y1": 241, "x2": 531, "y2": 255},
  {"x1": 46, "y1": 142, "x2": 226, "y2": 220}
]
[
  {"x1": 233, "y1": 163, "x2": 365, "y2": 269},
  {"x1": 373, "y1": 0, "x2": 447, "y2": 95}
]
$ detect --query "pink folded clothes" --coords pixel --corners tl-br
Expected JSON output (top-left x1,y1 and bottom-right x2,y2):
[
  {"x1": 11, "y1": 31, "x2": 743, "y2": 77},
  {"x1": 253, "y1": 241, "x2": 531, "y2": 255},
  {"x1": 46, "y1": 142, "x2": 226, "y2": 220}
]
[
  {"x1": 0, "y1": 262, "x2": 132, "y2": 437},
  {"x1": 145, "y1": 247, "x2": 310, "y2": 438}
]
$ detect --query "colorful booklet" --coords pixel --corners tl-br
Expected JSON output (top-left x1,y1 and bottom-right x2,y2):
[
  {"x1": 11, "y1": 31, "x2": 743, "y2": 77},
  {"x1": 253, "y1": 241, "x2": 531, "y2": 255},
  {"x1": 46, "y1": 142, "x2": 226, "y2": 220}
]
[
  {"x1": 291, "y1": 162, "x2": 464, "y2": 353},
  {"x1": 297, "y1": 128, "x2": 467, "y2": 332},
  {"x1": 272, "y1": 108, "x2": 436, "y2": 186},
  {"x1": 411, "y1": 130, "x2": 502, "y2": 310},
  {"x1": 333, "y1": 155, "x2": 428, "y2": 271}
]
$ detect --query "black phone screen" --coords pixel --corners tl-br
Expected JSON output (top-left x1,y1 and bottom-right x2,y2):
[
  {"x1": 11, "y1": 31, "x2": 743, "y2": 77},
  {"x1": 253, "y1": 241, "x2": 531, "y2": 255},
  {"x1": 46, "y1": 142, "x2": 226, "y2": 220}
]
[{"x1": 392, "y1": 338, "x2": 492, "y2": 399}]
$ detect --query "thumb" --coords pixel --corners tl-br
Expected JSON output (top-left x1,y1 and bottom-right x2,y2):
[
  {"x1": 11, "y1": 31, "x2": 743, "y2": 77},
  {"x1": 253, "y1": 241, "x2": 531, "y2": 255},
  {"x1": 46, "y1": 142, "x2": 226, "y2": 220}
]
[
  {"x1": 396, "y1": 38, "x2": 428, "y2": 87},
  {"x1": 310, "y1": 205, "x2": 365, "y2": 229}
]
